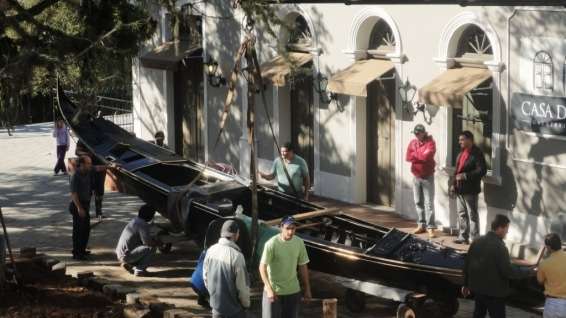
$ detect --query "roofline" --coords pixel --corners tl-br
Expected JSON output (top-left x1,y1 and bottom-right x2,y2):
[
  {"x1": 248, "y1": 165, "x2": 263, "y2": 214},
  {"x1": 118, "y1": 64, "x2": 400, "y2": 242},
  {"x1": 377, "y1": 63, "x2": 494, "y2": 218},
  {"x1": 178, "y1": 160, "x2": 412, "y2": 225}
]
[{"x1": 270, "y1": 1, "x2": 566, "y2": 6}]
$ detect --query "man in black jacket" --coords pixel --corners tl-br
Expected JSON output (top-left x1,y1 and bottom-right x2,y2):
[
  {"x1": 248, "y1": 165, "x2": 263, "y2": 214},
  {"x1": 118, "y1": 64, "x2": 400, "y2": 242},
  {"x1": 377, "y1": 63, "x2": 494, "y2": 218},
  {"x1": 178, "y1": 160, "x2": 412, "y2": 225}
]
[
  {"x1": 462, "y1": 214, "x2": 526, "y2": 318},
  {"x1": 451, "y1": 131, "x2": 487, "y2": 244}
]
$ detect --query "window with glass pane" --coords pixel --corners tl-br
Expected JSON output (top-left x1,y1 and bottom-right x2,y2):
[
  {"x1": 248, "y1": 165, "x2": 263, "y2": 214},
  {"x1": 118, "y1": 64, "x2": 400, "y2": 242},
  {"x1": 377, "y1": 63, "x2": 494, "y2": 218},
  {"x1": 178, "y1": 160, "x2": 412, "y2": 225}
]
[
  {"x1": 368, "y1": 19, "x2": 396, "y2": 53},
  {"x1": 451, "y1": 25, "x2": 494, "y2": 171},
  {"x1": 533, "y1": 51, "x2": 553, "y2": 90},
  {"x1": 456, "y1": 25, "x2": 493, "y2": 57},
  {"x1": 288, "y1": 15, "x2": 312, "y2": 47},
  {"x1": 451, "y1": 79, "x2": 493, "y2": 170}
]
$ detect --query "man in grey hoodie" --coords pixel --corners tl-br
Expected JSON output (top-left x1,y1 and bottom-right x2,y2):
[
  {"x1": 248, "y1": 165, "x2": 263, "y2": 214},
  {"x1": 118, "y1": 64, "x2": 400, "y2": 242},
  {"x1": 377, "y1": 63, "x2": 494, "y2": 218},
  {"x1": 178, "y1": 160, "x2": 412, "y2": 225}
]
[{"x1": 204, "y1": 220, "x2": 250, "y2": 318}]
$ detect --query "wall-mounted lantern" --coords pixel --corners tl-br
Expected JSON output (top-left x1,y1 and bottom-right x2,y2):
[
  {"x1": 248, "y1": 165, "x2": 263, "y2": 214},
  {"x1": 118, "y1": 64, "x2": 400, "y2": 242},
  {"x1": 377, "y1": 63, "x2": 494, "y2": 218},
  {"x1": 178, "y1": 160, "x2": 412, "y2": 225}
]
[
  {"x1": 205, "y1": 57, "x2": 226, "y2": 88},
  {"x1": 314, "y1": 73, "x2": 337, "y2": 105},
  {"x1": 398, "y1": 78, "x2": 426, "y2": 114}
]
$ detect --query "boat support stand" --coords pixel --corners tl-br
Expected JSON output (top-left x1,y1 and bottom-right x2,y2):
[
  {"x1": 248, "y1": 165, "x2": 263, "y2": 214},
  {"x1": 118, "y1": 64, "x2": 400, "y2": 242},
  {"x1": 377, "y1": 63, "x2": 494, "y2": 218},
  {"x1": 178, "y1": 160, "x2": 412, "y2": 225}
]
[{"x1": 334, "y1": 276, "x2": 458, "y2": 318}]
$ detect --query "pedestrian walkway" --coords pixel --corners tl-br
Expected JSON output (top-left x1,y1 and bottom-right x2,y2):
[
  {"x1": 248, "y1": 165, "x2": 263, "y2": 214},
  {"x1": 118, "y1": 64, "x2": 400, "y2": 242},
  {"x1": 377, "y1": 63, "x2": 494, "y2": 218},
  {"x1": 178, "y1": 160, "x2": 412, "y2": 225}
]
[{"x1": 0, "y1": 123, "x2": 540, "y2": 317}]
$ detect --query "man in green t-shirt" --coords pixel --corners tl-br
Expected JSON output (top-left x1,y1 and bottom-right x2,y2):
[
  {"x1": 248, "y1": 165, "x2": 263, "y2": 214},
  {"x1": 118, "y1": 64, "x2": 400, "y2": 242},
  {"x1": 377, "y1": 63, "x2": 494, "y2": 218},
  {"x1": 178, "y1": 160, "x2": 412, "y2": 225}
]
[
  {"x1": 259, "y1": 142, "x2": 310, "y2": 200},
  {"x1": 259, "y1": 216, "x2": 311, "y2": 318}
]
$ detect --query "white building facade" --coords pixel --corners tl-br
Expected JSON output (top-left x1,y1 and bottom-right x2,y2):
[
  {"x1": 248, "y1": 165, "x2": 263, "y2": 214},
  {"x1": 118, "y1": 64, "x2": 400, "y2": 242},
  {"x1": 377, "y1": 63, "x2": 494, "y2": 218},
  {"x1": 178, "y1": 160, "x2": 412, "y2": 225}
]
[{"x1": 133, "y1": 2, "x2": 566, "y2": 249}]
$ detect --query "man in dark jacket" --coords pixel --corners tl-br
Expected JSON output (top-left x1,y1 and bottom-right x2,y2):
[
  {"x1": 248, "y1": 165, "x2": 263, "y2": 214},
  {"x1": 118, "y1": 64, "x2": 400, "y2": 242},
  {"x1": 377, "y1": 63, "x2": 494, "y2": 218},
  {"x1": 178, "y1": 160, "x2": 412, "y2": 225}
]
[
  {"x1": 462, "y1": 214, "x2": 525, "y2": 318},
  {"x1": 451, "y1": 131, "x2": 487, "y2": 244}
]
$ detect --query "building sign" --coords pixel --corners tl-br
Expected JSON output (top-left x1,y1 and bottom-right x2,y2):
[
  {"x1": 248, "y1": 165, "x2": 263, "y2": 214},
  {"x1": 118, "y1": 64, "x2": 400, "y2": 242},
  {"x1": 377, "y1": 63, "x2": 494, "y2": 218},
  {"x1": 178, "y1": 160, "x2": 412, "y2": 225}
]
[{"x1": 512, "y1": 93, "x2": 566, "y2": 136}]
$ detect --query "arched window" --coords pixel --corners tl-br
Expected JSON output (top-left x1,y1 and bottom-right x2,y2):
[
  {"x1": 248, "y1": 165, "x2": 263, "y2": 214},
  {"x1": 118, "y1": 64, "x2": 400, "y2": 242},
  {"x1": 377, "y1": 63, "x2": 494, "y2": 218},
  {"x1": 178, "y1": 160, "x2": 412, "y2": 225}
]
[
  {"x1": 456, "y1": 24, "x2": 493, "y2": 59},
  {"x1": 451, "y1": 25, "x2": 494, "y2": 170},
  {"x1": 367, "y1": 19, "x2": 395, "y2": 56},
  {"x1": 287, "y1": 15, "x2": 312, "y2": 51},
  {"x1": 533, "y1": 51, "x2": 553, "y2": 90}
]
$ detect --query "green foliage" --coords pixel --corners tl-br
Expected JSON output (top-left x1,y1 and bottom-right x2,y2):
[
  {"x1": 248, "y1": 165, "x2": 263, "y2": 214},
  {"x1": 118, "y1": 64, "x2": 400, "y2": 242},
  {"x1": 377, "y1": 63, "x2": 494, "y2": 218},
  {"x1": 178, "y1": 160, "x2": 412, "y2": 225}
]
[{"x1": 0, "y1": 0, "x2": 156, "y2": 125}]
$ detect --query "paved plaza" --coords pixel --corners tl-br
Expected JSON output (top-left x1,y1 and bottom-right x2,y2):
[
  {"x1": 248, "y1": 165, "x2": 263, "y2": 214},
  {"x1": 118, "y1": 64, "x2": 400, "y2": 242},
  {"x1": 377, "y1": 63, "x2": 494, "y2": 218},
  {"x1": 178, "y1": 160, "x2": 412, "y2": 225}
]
[{"x1": 0, "y1": 123, "x2": 541, "y2": 317}]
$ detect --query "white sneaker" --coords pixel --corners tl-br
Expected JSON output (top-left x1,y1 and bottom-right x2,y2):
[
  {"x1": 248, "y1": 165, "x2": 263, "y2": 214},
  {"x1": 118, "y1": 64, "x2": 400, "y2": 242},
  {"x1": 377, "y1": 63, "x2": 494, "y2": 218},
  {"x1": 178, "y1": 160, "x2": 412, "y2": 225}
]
[{"x1": 133, "y1": 268, "x2": 148, "y2": 277}]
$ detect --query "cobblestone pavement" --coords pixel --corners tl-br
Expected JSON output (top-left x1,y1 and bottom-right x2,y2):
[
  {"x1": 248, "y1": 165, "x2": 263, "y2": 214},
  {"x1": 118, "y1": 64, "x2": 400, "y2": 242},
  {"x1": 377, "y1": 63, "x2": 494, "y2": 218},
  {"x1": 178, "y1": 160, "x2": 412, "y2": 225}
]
[{"x1": 0, "y1": 123, "x2": 541, "y2": 317}]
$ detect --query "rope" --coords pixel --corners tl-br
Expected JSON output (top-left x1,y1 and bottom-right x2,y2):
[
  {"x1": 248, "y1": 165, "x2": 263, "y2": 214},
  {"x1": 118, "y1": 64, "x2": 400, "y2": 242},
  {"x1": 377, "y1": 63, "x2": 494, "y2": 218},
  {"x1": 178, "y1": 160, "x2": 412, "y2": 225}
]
[{"x1": 249, "y1": 45, "x2": 300, "y2": 198}]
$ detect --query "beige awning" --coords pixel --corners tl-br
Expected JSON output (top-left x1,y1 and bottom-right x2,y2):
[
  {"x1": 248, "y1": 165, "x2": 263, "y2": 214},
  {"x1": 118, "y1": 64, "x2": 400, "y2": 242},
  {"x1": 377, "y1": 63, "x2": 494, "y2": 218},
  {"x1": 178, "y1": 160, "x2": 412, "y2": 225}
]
[
  {"x1": 260, "y1": 52, "x2": 313, "y2": 87},
  {"x1": 140, "y1": 41, "x2": 201, "y2": 71},
  {"x1": 418, "y1": 67, "x2": 492, "y2": 108},
  {"x1": 327, "y1": 59, "x2": 395, "y2": 97}
]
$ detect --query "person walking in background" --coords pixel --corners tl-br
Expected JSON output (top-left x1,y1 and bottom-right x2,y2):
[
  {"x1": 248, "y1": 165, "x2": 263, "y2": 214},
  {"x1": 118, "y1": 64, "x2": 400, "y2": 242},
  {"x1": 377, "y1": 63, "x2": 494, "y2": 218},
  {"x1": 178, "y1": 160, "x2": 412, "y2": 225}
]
[
  {"x1": 462, "y1": 214, "x2": 527, "y2": 318},
  {"x1": 149, "y1": 131, "x2": 169, "y2": 149},
  {"x1": 451, "y1": 130, "x2": 487, "y2": 245},
  {"x1": 259, "y1": 142, "x2": 310, "y2": 201},
  {"x1": 406, "y1": 124, "x2": 437, "y2": 238},
  {"x1": 75, "y1": 140, "x2": 107, "y2": 221},
  {"x1": 115, "y1": 204, "x2": 161, "y2": 276},
  {"x1": 92, "y1": 167, "x2": 107, "y2": 221},
  {"x1": 52, "y1": 119, "x2": 69, "y2": 176},
  {"x1": 259, "y1": 215, "x2": 311, "y2": 318},
  {"x1": 537, "y1": 233, "x2": 566, "y2": 318},
  {"x1": 204, "y1": 220, "x2": 250, "y2": 318}
]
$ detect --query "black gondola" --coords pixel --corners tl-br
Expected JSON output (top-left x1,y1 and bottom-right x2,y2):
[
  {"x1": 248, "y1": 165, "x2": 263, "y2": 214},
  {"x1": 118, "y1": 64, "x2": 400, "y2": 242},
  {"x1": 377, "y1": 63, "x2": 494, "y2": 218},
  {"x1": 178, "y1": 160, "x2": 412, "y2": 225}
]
[{"x1": 56, "y1": 82, "x2": 544, "y2": 317}]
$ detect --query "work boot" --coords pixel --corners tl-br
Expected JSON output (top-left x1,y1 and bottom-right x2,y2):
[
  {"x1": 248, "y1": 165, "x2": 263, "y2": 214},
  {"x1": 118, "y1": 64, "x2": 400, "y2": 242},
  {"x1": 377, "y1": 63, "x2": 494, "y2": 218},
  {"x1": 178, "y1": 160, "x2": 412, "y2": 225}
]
[
  {"x1": 133, "y1": 268, "x2": 148, "y2": 277},
  {"x1": 454, "y1": 238, "x2": 470, "y2": 245},
  {"x1": 412, "y1": 226, "x2": 426, "y2": 234},
  {"x1": 121, "y1": 263, "x2": 133, "y2": 273},
  {"x1": 428, "y1": 229, "x2": 437, "y2": 238},
  {"x1": 95, "y1": 197, "x2": 103, "y2": 217}
]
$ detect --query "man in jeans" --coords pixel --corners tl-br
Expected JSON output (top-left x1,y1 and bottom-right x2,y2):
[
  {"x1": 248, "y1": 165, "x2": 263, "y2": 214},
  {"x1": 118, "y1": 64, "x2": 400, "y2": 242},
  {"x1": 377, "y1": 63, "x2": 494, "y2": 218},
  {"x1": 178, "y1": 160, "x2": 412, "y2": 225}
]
[
  {"x1": 406, "y1": 124, "x2": 437, "y2": 238},
  {"x1": 537, "y1": 233, "x2": 566, "y2": 318},
  {"x1": 451, "y1": 131, "x2": 487, "y2": 245},
  {"x1": 115, "y1": 204, "x2": 160, "y2": 276},
  {"x1": 259, "y1": 216, "x2": 311, "y2": 318}
]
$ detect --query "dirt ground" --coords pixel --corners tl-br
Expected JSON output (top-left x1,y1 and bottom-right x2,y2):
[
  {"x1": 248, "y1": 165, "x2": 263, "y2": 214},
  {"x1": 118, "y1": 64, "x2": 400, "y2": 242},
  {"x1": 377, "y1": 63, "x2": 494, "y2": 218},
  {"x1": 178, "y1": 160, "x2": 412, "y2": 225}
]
[{"x1": 1, "y1": 275, "x2": 123, "y2": 318}]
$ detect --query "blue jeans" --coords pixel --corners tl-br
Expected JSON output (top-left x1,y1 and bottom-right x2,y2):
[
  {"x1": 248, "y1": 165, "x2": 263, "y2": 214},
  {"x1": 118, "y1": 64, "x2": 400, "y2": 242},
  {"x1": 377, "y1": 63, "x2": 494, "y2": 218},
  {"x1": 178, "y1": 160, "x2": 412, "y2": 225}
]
[
  {"x1": 544, "y1": 297, "x2": 566, "y2": 318},
  {"x1": 262, "y1": 291, "x2": 301, "y2": 318},
  {"x1": 413, "y1": 176, "x2": 436, "y2": 229},
  {"x1": 122, "y1": 246, "x2": 156, "y2": 271}
]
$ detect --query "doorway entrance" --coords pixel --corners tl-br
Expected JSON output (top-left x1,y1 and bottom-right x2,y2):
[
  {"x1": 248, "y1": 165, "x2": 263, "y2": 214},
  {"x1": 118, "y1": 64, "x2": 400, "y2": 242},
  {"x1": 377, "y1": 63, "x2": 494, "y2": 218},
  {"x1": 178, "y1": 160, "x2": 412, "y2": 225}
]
[
  {"x1": 174, "y1": 54, "x2": 204, "y2": 162},
  {"x1": 290, "y1": 72, "x2": 315, "y2": 184},
  {"x1": 366, "y1": 72, "x2": 396, "y2": 206}
]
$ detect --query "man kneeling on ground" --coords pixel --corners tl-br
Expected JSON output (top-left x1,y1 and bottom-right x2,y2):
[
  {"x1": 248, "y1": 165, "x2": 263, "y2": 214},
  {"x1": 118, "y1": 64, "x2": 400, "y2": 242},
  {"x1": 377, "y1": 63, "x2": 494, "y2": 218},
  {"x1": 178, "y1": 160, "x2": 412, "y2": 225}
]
[{"x1": 115, "y1": 204, "x2": 161, "y2": 276}]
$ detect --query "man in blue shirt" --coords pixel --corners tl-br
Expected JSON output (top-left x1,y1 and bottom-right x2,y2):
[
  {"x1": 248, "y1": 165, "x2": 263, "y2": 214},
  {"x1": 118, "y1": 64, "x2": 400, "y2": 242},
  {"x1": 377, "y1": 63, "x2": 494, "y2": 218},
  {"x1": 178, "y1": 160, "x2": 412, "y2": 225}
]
[{"x1": 259, "y1": 142, "x2": 310, "y2": 200}]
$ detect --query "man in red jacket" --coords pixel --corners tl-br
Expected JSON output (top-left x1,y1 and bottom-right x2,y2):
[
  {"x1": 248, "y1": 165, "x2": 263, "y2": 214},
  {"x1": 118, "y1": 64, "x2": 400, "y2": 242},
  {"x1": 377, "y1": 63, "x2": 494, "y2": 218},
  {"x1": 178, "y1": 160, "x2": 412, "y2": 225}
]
[{"x1": 406, "y1": 124, "x2": 437, "y2": 238}]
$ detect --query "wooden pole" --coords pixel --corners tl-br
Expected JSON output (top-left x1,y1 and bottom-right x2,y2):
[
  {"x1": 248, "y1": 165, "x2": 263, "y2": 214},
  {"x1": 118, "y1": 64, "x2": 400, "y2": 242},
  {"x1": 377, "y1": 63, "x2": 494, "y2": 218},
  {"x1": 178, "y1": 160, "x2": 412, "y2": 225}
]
[
  {"x1": 0, "y1": 207, "x2": 20, "y2": 285},
  {"x1": 246, "y1": 42, "x2": 259, "y2": 264},
  {"x1": 322, "y1": 298, "x2": 338, "y2": 318}
]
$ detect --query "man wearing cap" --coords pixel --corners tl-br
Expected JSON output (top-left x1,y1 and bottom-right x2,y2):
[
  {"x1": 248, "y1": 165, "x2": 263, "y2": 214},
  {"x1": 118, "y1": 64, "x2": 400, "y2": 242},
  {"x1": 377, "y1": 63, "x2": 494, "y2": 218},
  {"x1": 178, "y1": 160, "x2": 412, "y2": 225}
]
[
  {"x1": 115, "y1": 204, "x2": 161, "y2": 276},
  {"x1": 406, "y1": 124, "x2": 437, "y2": 238},
  {"x1": 204, "y1": 220, "x2": 250, "y2": 318},
  {"x1": 537, "y1": 233, "x2": 566, "y2": 317},
  {"x1": 259, "y1": 215, "x2": 312, "y2": 318}
]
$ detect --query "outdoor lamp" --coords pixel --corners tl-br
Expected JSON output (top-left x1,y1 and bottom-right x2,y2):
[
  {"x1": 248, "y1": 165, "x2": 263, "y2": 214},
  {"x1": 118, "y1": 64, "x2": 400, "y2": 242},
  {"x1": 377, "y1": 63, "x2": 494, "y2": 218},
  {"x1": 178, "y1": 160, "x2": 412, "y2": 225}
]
[
  {"x1": 398, "y1": 78, "x2": 424, "y2": 114},
  {"x1": 205, "y1": 57, "x2": 226, "y2": 88},
  {"x1": 314, "y1": 73, "x2": 336, "y2": 104}
]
